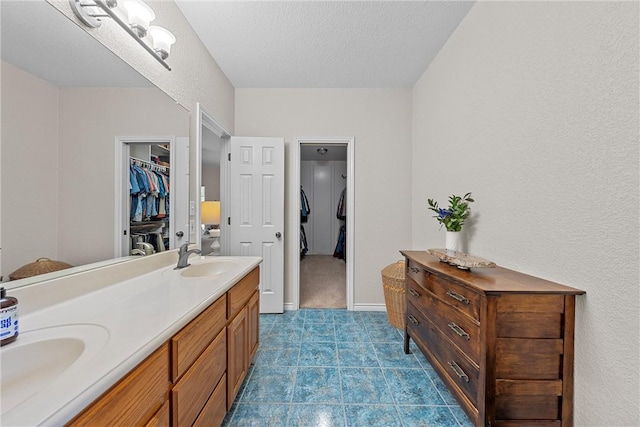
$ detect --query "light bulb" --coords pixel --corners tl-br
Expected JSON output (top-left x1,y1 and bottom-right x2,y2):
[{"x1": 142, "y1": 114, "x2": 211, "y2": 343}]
[
  {"x1": 149, "y1": 26, "x2": 176, "y2": 60},
  {"x1": 122, "y1": 0, "x2": 155, "y2": 38}
]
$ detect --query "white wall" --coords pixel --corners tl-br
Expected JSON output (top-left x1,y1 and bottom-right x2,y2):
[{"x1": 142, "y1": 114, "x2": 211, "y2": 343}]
[
  {"x1": 202, "y1": 128, "x2": 222, "y2": 201},
  {"x1": 411, "y1": 2, "x2": 639, "y2": 425},
  {"x1": 236, "y1": 89, "x2": 412, "y2": 308},
  {"x1": 1, "y1": 62, "x2": 60, "y2": 277}
]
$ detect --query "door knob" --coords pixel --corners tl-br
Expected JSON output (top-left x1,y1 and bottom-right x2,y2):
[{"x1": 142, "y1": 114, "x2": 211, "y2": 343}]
[
  {"x1": 175, "y1": 231, "x2": 184, "y2": 238},
  {"x1": 275, "y1": 232, "x2": 282, "y2": 238}
]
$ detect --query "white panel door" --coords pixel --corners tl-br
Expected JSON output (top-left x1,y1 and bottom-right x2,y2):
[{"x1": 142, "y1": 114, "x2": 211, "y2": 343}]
[{"x1": 229, "y1": 137, "x2": 285, "y2": 313}]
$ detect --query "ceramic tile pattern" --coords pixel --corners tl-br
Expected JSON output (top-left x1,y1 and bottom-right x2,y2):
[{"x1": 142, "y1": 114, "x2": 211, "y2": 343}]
[{"x1": 222, "y1": 309, "x2": 473, "y2": 427}]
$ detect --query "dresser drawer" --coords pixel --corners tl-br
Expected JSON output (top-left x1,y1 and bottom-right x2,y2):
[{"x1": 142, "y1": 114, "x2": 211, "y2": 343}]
[
  {"x1": 172, "y1": 329, "x2": 227, "y2": 427},
  {"x1": 407, "y1": 278, "x2": 480, "y2": 364},
  {"x1": 422, "y1": 270, "x2": 481, "y2": 322},
  {"x1": 171, "y1": 294, "x2": 227, "y2": 382},
  {"x1": 407, "y1": 304, "x2": 480, "y2": 408},
  {"x1": 406, "y1": 259, "x2": 426, "y2": 286}
]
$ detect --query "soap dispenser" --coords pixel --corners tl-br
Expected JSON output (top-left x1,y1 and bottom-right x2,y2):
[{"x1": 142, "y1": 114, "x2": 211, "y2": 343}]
[{"x1": 1, "y1": 287, "x2": 19, "y2": 346}]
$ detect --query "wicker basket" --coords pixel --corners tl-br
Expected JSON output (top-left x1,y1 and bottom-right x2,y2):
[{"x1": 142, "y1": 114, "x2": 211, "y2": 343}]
[
  {"x1": 381, "y1": 260, "x2": 406, "y2": 330},
  {"x1": 9, "y1": 258, "x2": 73, "y2": 281}
]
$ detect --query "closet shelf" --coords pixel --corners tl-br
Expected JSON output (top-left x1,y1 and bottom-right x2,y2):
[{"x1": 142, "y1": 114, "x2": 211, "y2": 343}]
[{"x1": 130, "y1": 220, "x2": 168, "y2": 233}]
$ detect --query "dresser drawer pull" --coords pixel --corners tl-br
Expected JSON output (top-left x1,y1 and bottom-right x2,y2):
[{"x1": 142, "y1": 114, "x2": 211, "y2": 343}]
[
  {"x1": 408, "y1": 289, "x2": 420, "y2": 298},
  {"x1": 408, "y1": 267, "x2": 421, "y2": 274},
  {"x1": 448, "y1": 361, "x2": 470, "y2": 382},
  {"x1": 408, "y1": 315, "x2": 420, "y2": 325},
  {"x1": 446, "y1": 290, "x2": 470, "y2": 305},
  {"x1": 448, "y1": 322, "x2": 470, "y2": 340}
]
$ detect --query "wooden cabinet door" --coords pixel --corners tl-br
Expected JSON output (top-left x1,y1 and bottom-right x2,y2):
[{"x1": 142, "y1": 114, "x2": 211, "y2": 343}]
[
  {"x1": 227, "y1": 305, "x2": 248, "y2": 410},
  {"x1": 248, "y1": 290, "x2": 260, "y2": 364},
  {"x1": 66, "y1": 345, "x2": 170, "y2": 427}
]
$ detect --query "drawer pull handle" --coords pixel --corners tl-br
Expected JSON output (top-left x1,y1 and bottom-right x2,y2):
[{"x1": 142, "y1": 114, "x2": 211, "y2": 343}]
[
  {"x1": 446, "y1": 290, "x2": 470, "y2": 305},
  {"x1": 448, "y1": 361, "x2": 470, "y2": 382},
  {"x1": 409, "y1": 267, "x2": 420, "y2": 274},
  {"x1": 408, "y1": 289, "x2": 420, "y2": 298},
  {"x1": 448, "y1": 322, "x2": 470, "y2": 340},
  {"x1": 408, "y1": 315, "x2": 419, "y2": 325}
]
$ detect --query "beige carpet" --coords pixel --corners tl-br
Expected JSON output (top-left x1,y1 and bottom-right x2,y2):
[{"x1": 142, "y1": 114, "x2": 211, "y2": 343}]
[{"x1": 300, "y1": 255, "x2": 346, "y2": 308}]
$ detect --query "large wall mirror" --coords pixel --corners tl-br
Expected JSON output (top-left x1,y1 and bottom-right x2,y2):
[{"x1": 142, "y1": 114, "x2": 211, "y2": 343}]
[{"x1": 1, "y1": 1, "x2": 189, "y2": 287}]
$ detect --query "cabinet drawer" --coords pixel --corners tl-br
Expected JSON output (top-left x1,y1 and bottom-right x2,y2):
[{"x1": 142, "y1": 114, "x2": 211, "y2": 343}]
[
  {"x1": 171, "y1": 294, "x2": 227, "y2": 382},
  {"x1": 172, "y1": 329, "x2": 226, "y2": 427},
  {"x1": 407, "y1": 304, "x2": 480, "y2": 408},
  {"x1": 193, "y1": 374, "x2": 227, "y2": 427},
  {"x1": 406, "y1": 259, "x2": 426, "y2": 287},
  {"x1": 228, "y1": 267, "x2": 260, "y2": 319},
  {"x1": 144, "y1": 399, "x2": 170, "y2": 427},
  {"x1": 407, "y1": 279, "x2": 480, "y2": 364},
  {"x1": 67, "y1": 344, "x2": 170, "y2": 427},
  {"x1": 421, "y1": 271, "x2": 480, "y2": 322}
]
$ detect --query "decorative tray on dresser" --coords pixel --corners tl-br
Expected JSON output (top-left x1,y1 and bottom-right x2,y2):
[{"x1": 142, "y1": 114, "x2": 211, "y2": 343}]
[{"x1": 400, "y1": 250, "x2": 585, "y2": 427}]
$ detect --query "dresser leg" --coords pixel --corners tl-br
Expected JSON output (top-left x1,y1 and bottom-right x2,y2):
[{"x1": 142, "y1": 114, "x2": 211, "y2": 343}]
[{"x1": 404, "y1": 328, "x2": 411, "y2": 354}]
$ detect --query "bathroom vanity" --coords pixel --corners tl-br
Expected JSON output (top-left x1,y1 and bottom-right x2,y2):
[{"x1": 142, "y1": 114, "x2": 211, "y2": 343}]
[
  {"x1": 401, "y1": 250, "x2": 585, "y2": 427},
  {"x1": 0, "y1": 252, "x2": 261, "y2": 427}
]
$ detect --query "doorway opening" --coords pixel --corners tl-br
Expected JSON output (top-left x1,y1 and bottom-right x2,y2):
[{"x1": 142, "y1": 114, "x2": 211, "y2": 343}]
[
  {"x1": 114, "y1": 136, "x2": 189, "y2": 258},
  {"x1": 195, "y1": 103, "x2": 231, "y2": 255},
  {"x1": 295, "y1": 138, "x2": 355, "y2": 310}
]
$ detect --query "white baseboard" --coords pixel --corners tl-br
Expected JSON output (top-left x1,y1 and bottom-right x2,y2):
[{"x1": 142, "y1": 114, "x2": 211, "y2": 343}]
[
  {"x1": 352, "y1": 303, "x2": 387, "y2": 312},
  {"x1": 283, "y1": 303, "x2": 387, "y2": 312}
]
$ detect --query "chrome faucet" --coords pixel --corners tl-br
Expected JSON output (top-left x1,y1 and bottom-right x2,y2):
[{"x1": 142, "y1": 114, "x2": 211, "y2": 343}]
[{"x1": 175, "y1": 243, "x2": 201, "y2": 269}]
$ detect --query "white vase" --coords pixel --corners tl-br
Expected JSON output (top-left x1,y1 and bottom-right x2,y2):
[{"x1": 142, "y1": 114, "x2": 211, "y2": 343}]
[{"x1": 445, "y1": 231, "x2": 461, "y2": 254}]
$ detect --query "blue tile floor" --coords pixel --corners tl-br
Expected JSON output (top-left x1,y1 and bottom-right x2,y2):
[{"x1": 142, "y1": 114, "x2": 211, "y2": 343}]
[{"x1": 222, "y1": 309, "x2": 474, "y2": 427}]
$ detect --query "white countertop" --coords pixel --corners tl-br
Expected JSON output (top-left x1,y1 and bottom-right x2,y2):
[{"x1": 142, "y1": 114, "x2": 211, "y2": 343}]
[{"x1": 0, "y1": 254, "x2": 262, "y2": 427}]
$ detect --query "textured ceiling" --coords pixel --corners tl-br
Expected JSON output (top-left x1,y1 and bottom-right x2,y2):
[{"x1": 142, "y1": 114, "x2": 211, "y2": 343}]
[{"x1": 175, "y1": 1, "x2": 474, "y2": 88}]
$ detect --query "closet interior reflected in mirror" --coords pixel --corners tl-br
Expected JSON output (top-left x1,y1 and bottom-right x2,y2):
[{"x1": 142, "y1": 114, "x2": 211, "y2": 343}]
[{"x1": 0, "y1": 1, "x2": 189, "y2": 288}]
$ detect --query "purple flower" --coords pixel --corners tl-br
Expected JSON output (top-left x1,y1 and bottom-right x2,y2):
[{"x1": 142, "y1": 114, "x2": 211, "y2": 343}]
[{"x1": 438, "y1": 208, "x2": 452, "y2": 218}]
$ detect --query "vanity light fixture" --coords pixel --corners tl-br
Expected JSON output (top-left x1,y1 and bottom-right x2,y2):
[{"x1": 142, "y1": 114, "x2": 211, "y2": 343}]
[
  {"x1": 317, "y1": 147, "x2": 328, "y2": 155},
  {"x1": 121, "y1": 0, "x2": 155, "y2": 38},
  {"x1": 69, "y1": 0, "x2": 175, "y2": 70},
  {"x1": 148, "y1": 26, "x2": 176, "y2": 60}
]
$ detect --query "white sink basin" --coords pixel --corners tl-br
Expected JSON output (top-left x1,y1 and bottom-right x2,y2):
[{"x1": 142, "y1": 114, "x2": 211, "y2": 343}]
[
  {"x1": 0, "y1": 324, "x2": 109, "y2": 414},
  {"x1": 181, "y1": 259, "x2": 241, "y2": 278}
]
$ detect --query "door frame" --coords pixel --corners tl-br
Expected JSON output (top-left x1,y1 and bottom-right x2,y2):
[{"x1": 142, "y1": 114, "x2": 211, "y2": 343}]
[
  {"x1": 195, "y1": 103, "x2": 231, "y2": 253},
  {"x1": 293, "y1": 137, "x2": 355, "y2": 311},
  {"x1": 114, "y1": 136, "x2": 175, "y2": 257}
]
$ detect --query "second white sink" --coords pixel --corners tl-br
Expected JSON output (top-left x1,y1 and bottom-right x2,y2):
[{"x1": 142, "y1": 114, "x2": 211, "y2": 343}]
[{"x1": 181, "y1": 259, "x2": 241, "y2": 278}]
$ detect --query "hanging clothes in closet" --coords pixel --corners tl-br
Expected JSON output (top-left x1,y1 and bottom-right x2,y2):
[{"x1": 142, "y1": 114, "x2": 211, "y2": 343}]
[
  {"x1": 333, "y1": 187, "x2": 346, "y2": 260},
  {"x1": 300, "y1": 186, "x2": 311, "y2": 223},
  {"x1": 300, "y1": 186, "x2": 311, "y2": 257},
  {"x1": 129, "y1": 159, "x2": 170, "y2": 223}
]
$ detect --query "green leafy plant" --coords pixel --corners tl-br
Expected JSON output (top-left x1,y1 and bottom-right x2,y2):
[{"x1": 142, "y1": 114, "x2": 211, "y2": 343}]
[{"x1": 427, "y1": 193, "x2": 474, "y2": 232}]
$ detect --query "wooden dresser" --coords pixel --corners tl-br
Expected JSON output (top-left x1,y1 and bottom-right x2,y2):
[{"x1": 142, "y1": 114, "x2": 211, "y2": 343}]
[{"x1": 401, "y1": 251, "x2": 584, "y2": 427}]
